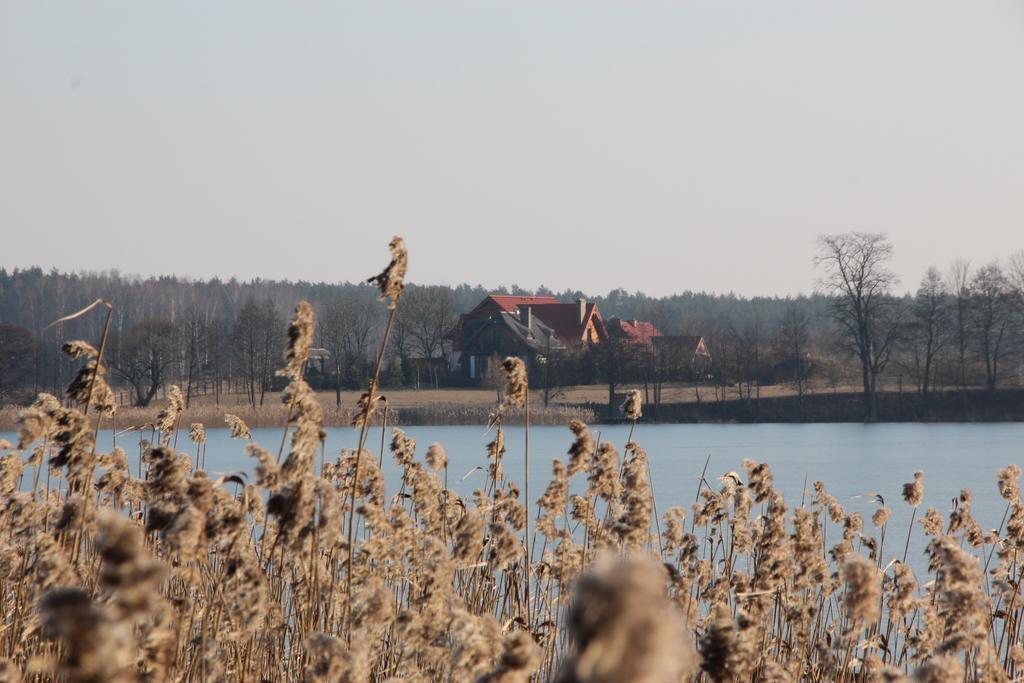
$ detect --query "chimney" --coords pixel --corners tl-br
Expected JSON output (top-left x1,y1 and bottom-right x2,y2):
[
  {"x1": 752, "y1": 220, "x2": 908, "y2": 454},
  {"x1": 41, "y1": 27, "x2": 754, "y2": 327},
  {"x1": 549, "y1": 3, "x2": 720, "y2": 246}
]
[
  {"x1": 577, "y1": 298, "x2": 587, "y2": 324},
  {"x1": 519, "y1": 306, "x2": 533, "y2": 335}
]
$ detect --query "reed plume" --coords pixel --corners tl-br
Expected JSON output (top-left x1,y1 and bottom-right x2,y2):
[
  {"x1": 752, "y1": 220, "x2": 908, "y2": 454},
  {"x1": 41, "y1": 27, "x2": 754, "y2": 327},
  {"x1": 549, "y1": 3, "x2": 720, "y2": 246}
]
[
  {"x1": 556, "y1": 556, "x2": 698, "y2": 683},
  {"x1": 367, "y1": 235, "x2": 407, "y2": 309},
  {"x1": 501, "y1": 356, "x2": 528, "y2": 409},
  {"x1": 224, "y1": 413, "x2": 252, "y2": 439},
  {"x1": 620, "y1": 388, "x2": 642, "y2": 421},
  {"x1": 2, "y1": 239, "x2": 1022, "y2": 682},
  {"x1": 155, "y1": 384, "x2": 184, "y2": 445},
  {"x1": 280, "y1": 300, "x2": 315, "y2": 380}
]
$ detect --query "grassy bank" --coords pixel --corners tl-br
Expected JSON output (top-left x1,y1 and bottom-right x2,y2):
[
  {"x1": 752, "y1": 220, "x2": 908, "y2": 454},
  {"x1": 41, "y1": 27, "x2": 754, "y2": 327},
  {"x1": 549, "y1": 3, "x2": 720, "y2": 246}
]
[
  {"x1": 0, "y1": 399, "x2": 596, "y2": 432},
  {"x1": 4, "y1": 383, "x2": 1020, "y2": 431}
]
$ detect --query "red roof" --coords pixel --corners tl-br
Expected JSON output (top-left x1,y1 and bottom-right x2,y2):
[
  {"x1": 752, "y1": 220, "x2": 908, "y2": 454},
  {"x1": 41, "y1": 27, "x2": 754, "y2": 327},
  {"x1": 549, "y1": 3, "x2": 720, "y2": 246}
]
[
  {"x1": 531, "y1": 302, "x2": 604, "y2": 343},
  {"x1": 607, "y1": 318, "x2": 662, "y2": 344},
  {"x1": 462, "y1": 295, "x2": 605, "y2": 344},
  {"x1": 465, "y1": 295, "x2": 560, "y2": 320}
]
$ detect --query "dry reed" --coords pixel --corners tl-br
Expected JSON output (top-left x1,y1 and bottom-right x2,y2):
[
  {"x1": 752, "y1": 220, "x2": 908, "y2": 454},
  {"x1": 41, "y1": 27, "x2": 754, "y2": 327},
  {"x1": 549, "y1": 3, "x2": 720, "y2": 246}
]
[{"x1": 0, "y1": 238, "x2": 1020, "y2": 683}]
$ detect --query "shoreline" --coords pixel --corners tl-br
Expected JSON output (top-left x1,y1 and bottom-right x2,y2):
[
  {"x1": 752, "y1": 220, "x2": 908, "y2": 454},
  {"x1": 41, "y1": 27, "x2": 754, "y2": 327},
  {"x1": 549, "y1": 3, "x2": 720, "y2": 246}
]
[
  {"x1": 2, "y1": 387, "x2": 1022, "y2": 432},
  {"x1": 0, "y1": 401, "x2": 599, "y2": 432},
  {"x1": 2, "y1": 406, "x2": 1022, "y2": 432}
]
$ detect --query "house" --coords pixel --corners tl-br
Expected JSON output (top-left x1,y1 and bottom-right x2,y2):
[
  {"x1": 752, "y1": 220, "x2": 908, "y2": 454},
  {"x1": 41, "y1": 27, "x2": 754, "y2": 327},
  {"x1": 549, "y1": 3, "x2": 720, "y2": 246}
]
[
  {"x1": 452, "y1": 294, "x2": 607, "y2": 379},
  {"x1": 530, "y1": 299, "x2": 606, "y2": 345},
  {"x1": 605, "y1": 318, "x2": 662, "y2": 345},
  {"x1": 606, "y1": 317, "x2": 712, "y2": 378},
  {"x1": 463, "y1": 295, "x2": 561, "y2": 320},
  {"x1": 457, "y1": 307, "x2": 566, "y2": 379},
  {"x1": 462, "y1": 295, "x2": 606, "y2": 345}
]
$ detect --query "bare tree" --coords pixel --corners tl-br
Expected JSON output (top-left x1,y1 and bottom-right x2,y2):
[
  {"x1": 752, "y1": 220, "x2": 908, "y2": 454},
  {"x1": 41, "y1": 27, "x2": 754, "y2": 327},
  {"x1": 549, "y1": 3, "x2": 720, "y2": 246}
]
[
  {"x1": 402, "y1": 285, "x2": 458, "y2": 388},
  {"x1": 340, "y1": 293, "x2": 381, "y2": 387},
  {"x1": 320, "y1": 298, "x2": 348, "y2": 406},
  {"x1": 815, "y1": 232, "x2": 902, "y2": 421},
  {"x1": 231, "y1": 298, "x2": 282, "y2": 408},
  {"x1": 774, "y1": 303, "x2": 811, "y2": 399},
  {"x1": 908, "y1": 266, "x2": 951, "y2": 402},
  {"x1": 207, "y1": 316, "x2": 231, "y2": 405},
  {"x1": 1009, "y1": 250, "x2": 1024, "y2": 312},
  {"x1": 599, "y1": 328, "x2": 641, "y2": 413},
  {"x1": 535, "y1": 338, "x2": 569, "y2": 408},
  {"x1": 318, "y1": 290, "x2": 384, "y2": 404},
  {"x1": 391, "y1": 302, "x2": 415, "y2": 386},
  {"x1": 946, "y1": 259, "x2": 972, "y2": 390},
  {"x1": 181, "y1": 303, "x2": 215, "y2": 407},
  {"x1": 649, "y1": 338, "x2": 694, "y2": 407},
  {"x1": 112, "y1": 318, "x2": 179, "y2": 407},
  {"x1": 723, "y1": 316, "x2": 763, "y2": 402},
  {"x1": 969, "y1": 262, "x2": 1013, "y2": 390}
]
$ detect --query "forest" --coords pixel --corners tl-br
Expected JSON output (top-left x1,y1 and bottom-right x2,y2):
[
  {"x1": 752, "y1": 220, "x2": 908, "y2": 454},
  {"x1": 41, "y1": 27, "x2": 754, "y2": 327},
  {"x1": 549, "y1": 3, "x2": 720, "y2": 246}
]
[{"x1": 0, "y1": 234, "x2": 1022, "y2": 421}]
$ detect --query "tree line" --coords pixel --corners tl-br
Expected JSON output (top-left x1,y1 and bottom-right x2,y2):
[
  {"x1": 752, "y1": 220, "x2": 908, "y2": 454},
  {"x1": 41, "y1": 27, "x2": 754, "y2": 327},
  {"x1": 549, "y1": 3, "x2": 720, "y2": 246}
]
[
  {"x1": 597, "y1": 234, "x2": 1023, "y2": 420},
  {"x1": 0, "y1": 233, "x2": 1022, "y2": 420}
]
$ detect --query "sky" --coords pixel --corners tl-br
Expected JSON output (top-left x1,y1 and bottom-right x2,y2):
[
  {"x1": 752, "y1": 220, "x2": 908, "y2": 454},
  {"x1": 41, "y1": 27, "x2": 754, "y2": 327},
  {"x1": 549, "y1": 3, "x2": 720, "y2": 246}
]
[{"x1": 1, "y1": 2, "x2": 1023, "y2": 298}]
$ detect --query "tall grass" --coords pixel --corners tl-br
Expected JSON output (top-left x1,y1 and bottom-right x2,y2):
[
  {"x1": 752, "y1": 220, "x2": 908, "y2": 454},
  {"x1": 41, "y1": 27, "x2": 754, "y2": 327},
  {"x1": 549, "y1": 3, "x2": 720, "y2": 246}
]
[
  {"x1": 0, "y1": 400, "x2": 598, "y2": 432},
  {"x1": 0, "y1": 238, "x2": 1021, "y2": 682}
]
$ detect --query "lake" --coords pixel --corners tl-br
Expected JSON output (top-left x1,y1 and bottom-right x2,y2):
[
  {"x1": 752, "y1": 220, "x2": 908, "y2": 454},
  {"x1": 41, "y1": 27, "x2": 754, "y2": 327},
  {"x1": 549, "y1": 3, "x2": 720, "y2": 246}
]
[{"x1": 5, "y1": 422, "x2": 1022, "y2": 569}]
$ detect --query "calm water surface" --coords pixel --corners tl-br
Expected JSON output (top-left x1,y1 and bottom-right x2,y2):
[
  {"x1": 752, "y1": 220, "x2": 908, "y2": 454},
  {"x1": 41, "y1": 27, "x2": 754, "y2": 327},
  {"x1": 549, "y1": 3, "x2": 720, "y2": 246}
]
[{"x1": 5, "y1": 422, "x2": 1022, "y2": 569}]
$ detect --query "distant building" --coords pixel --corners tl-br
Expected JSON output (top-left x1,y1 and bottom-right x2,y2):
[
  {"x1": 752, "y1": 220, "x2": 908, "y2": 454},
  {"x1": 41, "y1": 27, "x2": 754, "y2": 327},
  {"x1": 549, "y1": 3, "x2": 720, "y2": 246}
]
[
  {"x1": 605, "y1": 318, "x2": 662, "y2": 345},
  {"x1": 457, "y1": 309, "x2": 565, "y2": 379},
  {"x1": 307, "y1": 347, "x2": 331, "y2": 376},
  {"x1": 452, "y1": 295, "x2": 711, "y2": 382},
  {"x1": 462, "y1": 295, "x2": 606, "y2": 345},
  {"x1": 462, "y1": 295, "x2": 560, "y2": 320},
  {"x1": 452, "y1": 294, "x2": 606, "y2": 379},
  {"x1": 607, "y1": 317, "x2": 712, "y2": 379}
]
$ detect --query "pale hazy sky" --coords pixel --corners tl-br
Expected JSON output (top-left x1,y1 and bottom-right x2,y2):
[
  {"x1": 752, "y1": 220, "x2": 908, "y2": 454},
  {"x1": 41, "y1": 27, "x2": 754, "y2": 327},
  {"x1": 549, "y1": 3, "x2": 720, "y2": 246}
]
[{"x1": 2, "y1": 2, "x2": 1022, "y2": 297}]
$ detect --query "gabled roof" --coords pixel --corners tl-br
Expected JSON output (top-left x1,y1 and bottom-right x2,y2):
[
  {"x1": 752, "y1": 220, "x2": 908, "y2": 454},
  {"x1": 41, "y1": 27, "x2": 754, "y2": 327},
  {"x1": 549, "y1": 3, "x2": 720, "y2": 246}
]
[
  {"x1": 462, "y1": 294, "x2": 605, "y2": 345},
  {"x1": 465, "y1": 295, "x2": 559, "y2": 320},
  {"x1": 460, "y1": 311, "x2": 565, "y2": 356},
  {"x1": 531, "y1": 302, "x2": 605, "y2": 343},
  {"x1": 607, "y1": 318, "x2": 662, "y2": 344}
]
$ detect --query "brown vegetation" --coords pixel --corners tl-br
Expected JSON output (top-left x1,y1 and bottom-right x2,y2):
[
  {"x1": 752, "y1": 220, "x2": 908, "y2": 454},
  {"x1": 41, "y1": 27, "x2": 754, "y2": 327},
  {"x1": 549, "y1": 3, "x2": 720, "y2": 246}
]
[
  {"x1": 3, "y1": 237, "x2": 1023, "y2": 420},
  {"x1": 1, "y1": 238, "x2": 1022, "y2": 682},
  {"x1": 0, "y1": 380, "x2": 904, "y2": 431}
]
